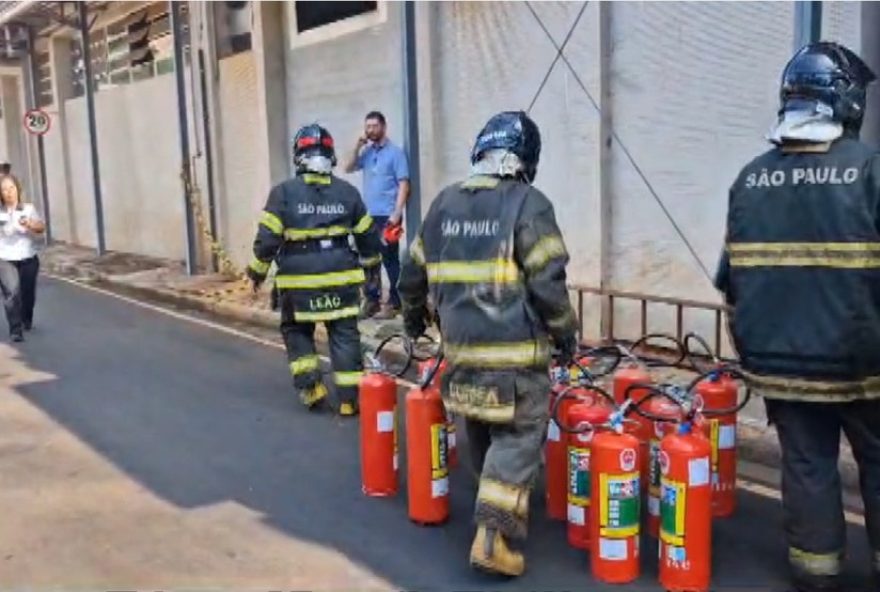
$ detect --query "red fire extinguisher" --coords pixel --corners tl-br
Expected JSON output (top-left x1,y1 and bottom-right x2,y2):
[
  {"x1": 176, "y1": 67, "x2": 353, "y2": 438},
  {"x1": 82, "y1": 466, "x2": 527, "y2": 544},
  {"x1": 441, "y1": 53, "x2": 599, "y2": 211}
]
[
  {"x1": 546, "y1": 377, "x2": 573, "y2": 521},
  {"x1": 695, "y1": 370, "x2": 739, "y2": 518},
  {"x1": 616, "y1": 365, "x2": 653, "y2": 493},
  {"x1": 658, "y1": 419, "x2": 713, "y2": 592},
  {"x1": 639, "y1": 394, "x2": 684, "y2": 538},
  {"x1": 545, "y1": 357, "x2": 595, "y2": 521},
  {"x1": 589, "y1": 406, "x2": 642, "y2": 584},
  {"x1": 565, "y1": 392, "x2": 613, "y2": 549},
  {"x1": 419, "y1": 357, "x2": 456, "y2": 469},
  {"x1": 359, "y1": 342, "x2": 402, "y2": 496},
  {"x1": 406, "y1": 356, "x2": 449, "y2": 525}
]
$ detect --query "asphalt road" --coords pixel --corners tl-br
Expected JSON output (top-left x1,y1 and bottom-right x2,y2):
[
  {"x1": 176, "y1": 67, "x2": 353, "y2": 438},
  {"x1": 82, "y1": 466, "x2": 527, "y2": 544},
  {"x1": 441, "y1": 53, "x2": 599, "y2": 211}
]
[{"x1": 0, "y1": 276, "x2": 874, "y2": 591}]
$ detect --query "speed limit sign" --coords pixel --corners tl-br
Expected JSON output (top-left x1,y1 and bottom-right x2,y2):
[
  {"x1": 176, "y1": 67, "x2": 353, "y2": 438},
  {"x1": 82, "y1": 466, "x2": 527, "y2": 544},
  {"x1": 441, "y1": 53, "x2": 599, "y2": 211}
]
[{"x1": 23, "y1": 108, "x2": 50, "y2": 135}]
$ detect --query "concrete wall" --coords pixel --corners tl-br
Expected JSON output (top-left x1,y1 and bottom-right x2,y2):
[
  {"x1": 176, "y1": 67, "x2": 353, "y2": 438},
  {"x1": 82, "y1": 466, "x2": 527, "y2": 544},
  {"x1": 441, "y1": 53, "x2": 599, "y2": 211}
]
[{"x1": 215, "y1": 51, "x2": 262, "y2": 268}]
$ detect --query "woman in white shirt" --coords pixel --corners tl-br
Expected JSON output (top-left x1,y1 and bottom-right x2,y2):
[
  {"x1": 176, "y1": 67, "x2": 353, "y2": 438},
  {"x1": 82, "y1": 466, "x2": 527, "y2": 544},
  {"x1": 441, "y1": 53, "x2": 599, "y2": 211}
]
[{"x1": 0, "y1": 174, "x2": 44, "y2": 341}]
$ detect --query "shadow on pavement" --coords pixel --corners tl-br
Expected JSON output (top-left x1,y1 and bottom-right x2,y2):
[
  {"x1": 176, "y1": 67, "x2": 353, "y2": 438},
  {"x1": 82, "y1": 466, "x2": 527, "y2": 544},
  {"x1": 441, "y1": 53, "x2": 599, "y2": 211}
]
[{"x1": 8, "y1": 279, "x2": 874, "y2": 591}]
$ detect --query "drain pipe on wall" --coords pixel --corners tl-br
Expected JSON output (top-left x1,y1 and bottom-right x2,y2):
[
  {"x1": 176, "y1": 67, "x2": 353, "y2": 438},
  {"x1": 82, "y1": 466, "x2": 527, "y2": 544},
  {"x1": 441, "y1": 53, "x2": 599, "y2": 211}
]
[
  {"x1": 25, "y1": 25, "x2": 51, "y2": 244},
  {"x1": 170, "y1": 0, "x2": 197, "y2": 275},
  {"x1": 77, "y1": 1, "x2": 106, "y2": 256}
]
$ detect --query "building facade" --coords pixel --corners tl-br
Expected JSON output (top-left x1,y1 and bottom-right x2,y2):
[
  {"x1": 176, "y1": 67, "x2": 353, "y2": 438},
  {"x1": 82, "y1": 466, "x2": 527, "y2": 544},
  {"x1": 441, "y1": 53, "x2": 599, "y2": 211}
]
[{"x1": 0, "y1": 1, "x2": 876, "y2": 344}]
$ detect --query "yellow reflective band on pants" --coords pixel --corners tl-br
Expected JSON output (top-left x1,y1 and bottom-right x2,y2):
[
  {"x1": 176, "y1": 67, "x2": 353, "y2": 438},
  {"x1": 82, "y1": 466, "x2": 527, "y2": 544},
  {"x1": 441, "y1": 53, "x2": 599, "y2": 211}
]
[
  {"x1": 294, "y1": 306, "x2": 360, "y2": 322},
  {"x1": 445, "y1": 341, "x2": 549, "y2": 369},
  {"x1": 728, "y1": 242, "x2": 880, "y2": 269},
  {"x1": 260, "y1": 211, "x2": 283, "y2": 235},
  {"x1": 290, "y1": 355, "x2": 320, "y2": 376},
  {"x1": 409, "y1": 237, "x2": 425, "y2": 266},
  {"x1": 334, "y1": 371, "x2": 363, "y2": 387},
  {"x1": 789, "y1": 548, "x2": 841, "y2": 576},
  {"x1": 360, "y1": 254, "x2": 382, "y2": 267},
  {"x1": 275, "y1": 269, "x2": 366, "y2": 289},
  {"x1": 248, "y1": 257, "x2": 270, "y2": 275},
  {"x1": 523, "y1": 235, "x2": 568, "y2": 272},
  {"x1": 353, "y1": 214, "x2": 374, "y2": 234},
  {"x1": 284, "y1": 226, "x2": 350, "y2": 241},
  {"x1": 426, "y1": 259, "x2": 520, "y2": 284},
  {"x1": 477, "y1": 478, "x2": 529, "y2": 518}
]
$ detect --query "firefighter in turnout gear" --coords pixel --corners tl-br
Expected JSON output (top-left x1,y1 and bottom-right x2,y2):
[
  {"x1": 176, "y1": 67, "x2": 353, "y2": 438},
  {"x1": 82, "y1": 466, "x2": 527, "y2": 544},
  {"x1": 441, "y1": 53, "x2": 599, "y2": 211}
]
[
  {"x1": 398, "y1": 111, "x2": 578, "y2": 576},
  {"x1": 247, "y1": 124, "x2": 382, "y2": 416},
  {"x1": 716, "y1": 42, "x2": 880, "y2": 592}
]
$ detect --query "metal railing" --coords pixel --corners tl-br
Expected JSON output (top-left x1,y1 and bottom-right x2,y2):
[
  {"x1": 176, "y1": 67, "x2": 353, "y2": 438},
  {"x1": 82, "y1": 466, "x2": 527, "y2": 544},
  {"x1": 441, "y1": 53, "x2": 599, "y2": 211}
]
[{"x1": 570, "y1": 284, "x2": 732, "y2": 357}]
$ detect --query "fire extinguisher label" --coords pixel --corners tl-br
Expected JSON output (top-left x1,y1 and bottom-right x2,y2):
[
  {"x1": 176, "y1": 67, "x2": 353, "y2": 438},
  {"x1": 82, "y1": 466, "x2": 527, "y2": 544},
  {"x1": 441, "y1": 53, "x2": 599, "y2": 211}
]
[
  {"x1": 660, "y1": 478, "x2": 686, "y2": 546},
  {"x1": 447, "y1": 422, "x2": 457, "y2": 449},
  {"x1": 688, "y1": 457, "x2": 710, "y2": 487},
  {"x1": 718, "y1": 424, "x2": 736, "y2": 449},
  {"x1": 709, "y1": 419, "x2": 720, "y2": 467},
  {"x1": 599, "y1": 472, "x2": 640, "y2": 538},
  {"x1": 430, "y1": 423, "x2": 448, "y2": 480},
  {"x1": 393, "y1": 416, "x2": 399, "y2": 471},
  {"x1": 377, "y1": 410, "x2": 395, "y2": 433},
  {"x1": 567, "y1": 446, "x2": 590, "y2": 507},
  {"x1": 547, "y1": 420, "x2": 561, "y2": 442},
  {"x1": 599, "y1": 537, "x2": 629, "y2": 561}
]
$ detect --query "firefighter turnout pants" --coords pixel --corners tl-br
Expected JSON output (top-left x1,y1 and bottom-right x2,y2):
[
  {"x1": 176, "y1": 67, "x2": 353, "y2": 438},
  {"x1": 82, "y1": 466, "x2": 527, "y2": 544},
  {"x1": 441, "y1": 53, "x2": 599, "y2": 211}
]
[
  {"x1": 280, "y1": 296, "x2": 363, "y2": 406},
  {"x1": 465, "y1": 372, "x2": 549, "y2": 540},
  {"x1": 766, "y1": 398, "x2": 880, "y2": 590}
]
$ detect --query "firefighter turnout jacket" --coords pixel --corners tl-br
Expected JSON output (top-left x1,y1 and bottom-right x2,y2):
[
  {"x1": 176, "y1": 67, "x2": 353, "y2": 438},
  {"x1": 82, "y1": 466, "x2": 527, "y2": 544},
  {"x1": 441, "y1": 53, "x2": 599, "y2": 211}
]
[
  {"x1": 399, "y1": 175, "x2": 578, "y2": 422},
  {"x1": 716, "y1": 137, "x2": 880, "y2": 402},
  {"x1": 247, "y1": 172, "x2": 382, "y2": 322}
]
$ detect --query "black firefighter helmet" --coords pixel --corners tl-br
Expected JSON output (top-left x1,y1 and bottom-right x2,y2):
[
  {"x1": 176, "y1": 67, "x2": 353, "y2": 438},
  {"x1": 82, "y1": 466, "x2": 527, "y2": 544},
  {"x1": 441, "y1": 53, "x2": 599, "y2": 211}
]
[
  {"x1": 780, "y1": 41, "x2": 877, "y2": 134},
  {"x1": 292, "y1": 123, "x2": 337, "y2": 172},
  {"x1": 470, "y1": 111, "x2": 541, "y2": 183}
]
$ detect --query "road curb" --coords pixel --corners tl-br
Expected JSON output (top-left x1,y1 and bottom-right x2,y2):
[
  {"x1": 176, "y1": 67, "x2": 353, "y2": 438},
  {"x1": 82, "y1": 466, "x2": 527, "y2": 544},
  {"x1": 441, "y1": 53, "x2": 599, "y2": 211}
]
[{"x1": 42, "y1": 258, "x2": 864, "y2": 498}]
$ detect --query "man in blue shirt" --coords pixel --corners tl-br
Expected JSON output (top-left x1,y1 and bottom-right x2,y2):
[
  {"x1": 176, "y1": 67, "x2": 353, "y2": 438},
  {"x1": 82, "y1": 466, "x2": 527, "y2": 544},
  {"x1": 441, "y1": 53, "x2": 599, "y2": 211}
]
[{"x1": 343, "y1": 111, "x2": 411, "y2": 319}]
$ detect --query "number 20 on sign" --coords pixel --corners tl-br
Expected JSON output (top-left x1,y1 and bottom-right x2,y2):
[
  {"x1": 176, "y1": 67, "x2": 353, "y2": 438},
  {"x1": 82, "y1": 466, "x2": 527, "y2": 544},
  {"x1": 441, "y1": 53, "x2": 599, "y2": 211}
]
[{"x1": 23, "y1": 109, "x2": 51, "y2": 136}]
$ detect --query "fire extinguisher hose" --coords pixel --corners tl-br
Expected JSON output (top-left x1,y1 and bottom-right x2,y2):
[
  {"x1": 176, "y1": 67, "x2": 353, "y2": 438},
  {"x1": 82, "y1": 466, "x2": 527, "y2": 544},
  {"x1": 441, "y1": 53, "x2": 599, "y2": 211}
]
[
  {"x1": 685, "y1": 366, "x2": 753, "y2": 417},
  {"x1": 683, "y1": 331, "x2": 722, "y2": 373},
  {"x1": 628, "y1": 333, "x2": 688, "y2": 368},
  {"x1": 550, "y1": 384, "x2": 617, "y2": 434},
  {"x1": 372, "y1": 333, "x2": 417, "y2": 378}
]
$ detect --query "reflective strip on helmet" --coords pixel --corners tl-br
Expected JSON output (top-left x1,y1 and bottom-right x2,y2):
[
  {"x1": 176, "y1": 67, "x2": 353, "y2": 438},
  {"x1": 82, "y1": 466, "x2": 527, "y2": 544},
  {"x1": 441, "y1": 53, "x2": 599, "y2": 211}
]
[
  {"x1": 284, "y1": 226, "x2": 350, "y2": 241},
  {"x1": 294, "y1": 306, "x2": 360, "y2": 322},
  {"x1": 360, "y1": 254, "x2": 382, "y2": 267},
  {"x1": 290, "y1": 355, "x2": 320, "y2": 376},
  {"x1": 302, "y1": 173, "x2": 331, "y2": 185},
  {"x1": 334, "y1": 370, "x2": 363, "y2": 387},
  {"x1": 353, "y1": 214, "x2": 374, "y2": 234},
  {"x1": 789, "y1": 547, "x2": 841, "y2": 576},
  {"x1": 260, "y1": 211, "x2": 283, "y2": 235},
  {"x1": 477, "y1": 478, "x2": 529, "y2": 518},
  {"x1": 409, "y1": 237, "x2": 425, "y2": 266},
  {"x1": 445, "y1": 340, "x2": 549, "y2": 368},
  {"x1": 248, "y1": 257, "x2": 271, "y2": 275},
  {"x1": 523, "y1": 235, "x2": 568, "y2": 272},
  {"x1": 728, "y1": 242, "x2": 880, "y2": 269},
  {"x1": 426, "y1": 258, "x2": 520, "y2": 284},
  {"x1": 275, "y1": 268, "x2": 366, "y2": 289}
]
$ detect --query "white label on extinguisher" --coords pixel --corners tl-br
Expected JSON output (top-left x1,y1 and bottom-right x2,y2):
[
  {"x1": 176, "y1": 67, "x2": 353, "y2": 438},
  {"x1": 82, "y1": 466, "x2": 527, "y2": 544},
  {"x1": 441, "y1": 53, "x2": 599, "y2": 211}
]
[
  {"x1": 599, "y1": 537, "x2": 628, "y2": 561},
  {"x1": 432, "y1": 476, "x2": 449, "y2": 498},
  {"x1": 448, "y1": 431, "x2": 457, "y2": 448},
  {"x1": 689, "y1": 456, "x2": 710, "y2": 487},
  {"x1": 718, "y1": 425, "x2": 736, "y2": 449},
  {"x1": 567, "y1": 504, "x2": 585, "y2": 525},
  {"x1": 393, "y1": 453, "x2": 398, "y2": 471},
  {"x1": 376, "y1": 411, "x2": 395, "y2": 433},
  {"x1": 547, "y1": 420, "x2": 561, "y2": 442},
  {"x1": 648, "y1": 495, "x2": 660, "y2": 517}
]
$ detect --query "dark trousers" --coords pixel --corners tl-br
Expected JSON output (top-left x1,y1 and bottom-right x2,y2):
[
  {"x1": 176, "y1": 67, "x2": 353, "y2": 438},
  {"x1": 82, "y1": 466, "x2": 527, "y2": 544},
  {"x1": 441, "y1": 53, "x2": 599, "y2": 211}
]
[
  {"x1": 0, "y1": 256, "x2": 38, "y2": 335},
  {"x1": 280, "y1": 296, "x2": 363, "y2": 405},
  {"x1": 365, "y1": 215, "x2": 400, "y2": 307},
  {"x1": 766, "y1": 398, "x2": 880, "y2": 590}
]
